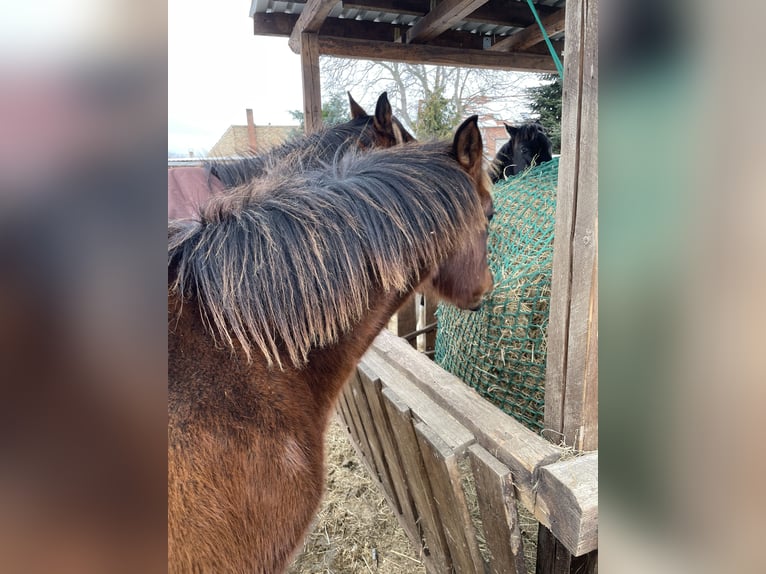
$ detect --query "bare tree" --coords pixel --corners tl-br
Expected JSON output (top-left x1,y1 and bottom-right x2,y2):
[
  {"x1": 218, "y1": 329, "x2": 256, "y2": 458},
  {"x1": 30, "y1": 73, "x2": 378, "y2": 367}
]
[{"x1": 320, "y1": 57, "x2": 536, "y2": 135}]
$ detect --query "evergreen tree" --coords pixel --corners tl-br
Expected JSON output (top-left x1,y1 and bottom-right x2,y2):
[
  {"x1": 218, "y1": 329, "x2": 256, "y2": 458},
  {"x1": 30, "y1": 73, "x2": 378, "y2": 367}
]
[
  {"x1": 526, "y1": 73, "x2": 562, "y2": 153},
  {"x1": 288, "y1": 92, "x2": 351, "y2": 129},
  {"x1": 414, "y1": 85, "x2": 458, "y2": 139}
]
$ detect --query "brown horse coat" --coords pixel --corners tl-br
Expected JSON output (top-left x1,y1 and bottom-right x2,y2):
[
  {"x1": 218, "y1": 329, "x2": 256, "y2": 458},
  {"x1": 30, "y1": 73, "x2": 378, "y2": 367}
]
[{"x1": 168, "y1": 117, "x2": 492, "y2": 573}]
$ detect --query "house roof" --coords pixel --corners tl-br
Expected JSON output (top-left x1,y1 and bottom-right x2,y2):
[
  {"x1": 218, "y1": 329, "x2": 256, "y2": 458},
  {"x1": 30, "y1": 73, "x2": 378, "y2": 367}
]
[
  {"x1": 208, "y1": 124, "x2": 300, "y2": 157},
  {"x1": 250, "y1": 0, "x2": 565, "y2": 72}
]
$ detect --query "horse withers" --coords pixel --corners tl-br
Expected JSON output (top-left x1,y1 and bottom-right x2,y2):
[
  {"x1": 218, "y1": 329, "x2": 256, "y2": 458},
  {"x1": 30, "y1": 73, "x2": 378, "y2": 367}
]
[
  {"x1": 490, "y1": 121, "x2": 553, "y2": 183},
  {"x1": 168, "y1": 116, "x2": 493, "y2": 573}
]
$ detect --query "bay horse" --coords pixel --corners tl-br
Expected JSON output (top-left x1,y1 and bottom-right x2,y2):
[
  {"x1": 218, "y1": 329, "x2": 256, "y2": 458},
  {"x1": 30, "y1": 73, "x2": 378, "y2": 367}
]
[
  {"x1": 168, "y1": 115, "x2": 493, "y2": 573},
  {"x1": 490, "y1": 121, "x2": 553, "y2": 183},
  {"x1": 168, "y1": 92, "x2": 414, "y2": 219}
]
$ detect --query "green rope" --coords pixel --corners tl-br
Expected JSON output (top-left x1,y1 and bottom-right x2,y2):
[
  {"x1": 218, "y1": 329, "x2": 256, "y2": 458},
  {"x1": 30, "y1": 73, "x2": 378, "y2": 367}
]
[{"x1": 524, "y1": 0, "x2": 564, "y2": 79}]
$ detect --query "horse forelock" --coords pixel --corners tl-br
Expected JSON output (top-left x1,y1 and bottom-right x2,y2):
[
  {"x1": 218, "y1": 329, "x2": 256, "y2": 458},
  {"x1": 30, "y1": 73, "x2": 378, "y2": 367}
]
[{"x1": 169, "y1": 141, "x2": 484, "y2": 370}]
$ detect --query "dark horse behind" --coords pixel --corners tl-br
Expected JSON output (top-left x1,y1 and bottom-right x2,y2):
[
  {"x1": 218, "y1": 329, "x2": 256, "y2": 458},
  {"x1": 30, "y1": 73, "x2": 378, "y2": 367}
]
[
  {"x1": 168, "y1": 92, "x2": 414, "y2": 219},
  {"x1": 168, "y1": 116, "x2": 494, "y2": 573},
  {"x1": 490, "y1": 121, "x2": 553, "y2": 183}
]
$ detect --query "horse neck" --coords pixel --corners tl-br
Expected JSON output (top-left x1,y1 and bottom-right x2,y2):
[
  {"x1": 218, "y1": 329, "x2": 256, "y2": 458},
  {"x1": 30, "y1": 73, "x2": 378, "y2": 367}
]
[{"x1": 300, "y1": 285, "x2": 415, "y2": 419}]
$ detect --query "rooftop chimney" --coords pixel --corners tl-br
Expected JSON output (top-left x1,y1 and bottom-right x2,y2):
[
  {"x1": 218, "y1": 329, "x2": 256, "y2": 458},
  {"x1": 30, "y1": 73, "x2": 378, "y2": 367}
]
[{"x1": 246, "y1": 108, "x2": 257, "y2": 152}]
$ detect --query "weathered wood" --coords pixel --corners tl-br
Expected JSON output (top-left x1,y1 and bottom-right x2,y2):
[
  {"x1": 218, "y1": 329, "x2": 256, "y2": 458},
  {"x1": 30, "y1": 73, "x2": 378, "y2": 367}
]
[
  {"x1": 535, "y1": 453, "x2": 598, "y2": 556},
  {"x1": 342, "y1": 373, "x2": 376, "y2": 471},
  {"x1": 337, "y1": 384, "x2": 361, "y2": 446},
  {"x1": 406, "y1": 0, "x2": 489, "y2": 44},
  {"x1": 415, "y1": 422, "x2": 484, "y2": 574},
  {"x1": 489, "y1": 8, "x2": 566, "y2": 52},
  {"x1": 369, "y1": 331, "x2": 562, "y2": 510},
  {"x1": 468, "y1": 444, "x2": 527, "y2": 574},
  {"x1": 544, "y1": 0, "x2": 598, "y2": 452},
  {"x1": 393, "y1": 294, "x2": 418, "y2": 349},
  {"x1": 300, "y1": 32, "x2": 322, "y2": 134},
  {"x1": 357, "y1": 371, "x2": 418, "y2": 527},
  {"x1": 333, "y1": 411, "x2": 435, "y2": 573},
  {"x1": 382, "y1": 387, "x2": 452, "y2": 573},
  {"x1": 356, "y1": 362, "x2": 401, "y2": 512},
  {"x1": 423, "y1": 295, "x2": 438, "y2": 353},
  {"x1": 363, "y1": 350, "x2": 475, "y2": 452},
  {"x1": 288, "y1": 0, "x2": 338, "y2": 53},
  {"x1": 536, "y1": 524, "x2": 598, "y2": 574},
  {"x1": 317, "y1": 36, "x2": 558, "y2": 71}
]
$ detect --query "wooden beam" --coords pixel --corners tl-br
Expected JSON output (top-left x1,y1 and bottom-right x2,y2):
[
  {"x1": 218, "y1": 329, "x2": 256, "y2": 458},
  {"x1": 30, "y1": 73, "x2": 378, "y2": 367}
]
[
  {"x1": 534, "y1": 453, "x2": 598, "y2": 556},
  {"x1": 544, "y1": 0, "x2": 598, "y2": 453},
  {"x1": 318, "y1": 36, "x2": 557, "y2": 71},
  {"x1": 342, "y1": 0, "x2": 557, "y2": 28},
  {"x1": 256, "y1": 12, "x2": 502, "y2": 51},
  {"x1": 288, "y1": 0, "x2": 338, "y2": 53},
  {"x1": 300, "y1": 32, "x2": 322, "y2": 133},
  {"x1": 406, "y1": 0, "x2": 489, "y2": 44},
  {"x1": 489, "y1": 8, "x2": 566, "y2": 52}
]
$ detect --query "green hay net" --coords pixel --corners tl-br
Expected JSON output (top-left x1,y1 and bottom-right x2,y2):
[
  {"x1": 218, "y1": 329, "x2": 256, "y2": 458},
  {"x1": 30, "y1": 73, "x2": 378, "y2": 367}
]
[{"x1": 435, "y1": 158, "x2": 559, "y2": 433}]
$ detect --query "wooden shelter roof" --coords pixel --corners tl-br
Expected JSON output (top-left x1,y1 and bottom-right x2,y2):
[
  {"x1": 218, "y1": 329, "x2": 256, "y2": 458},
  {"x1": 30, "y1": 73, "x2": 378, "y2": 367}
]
[{"x1": 250, "y1": 0, "x2": 565, "y2": 72}]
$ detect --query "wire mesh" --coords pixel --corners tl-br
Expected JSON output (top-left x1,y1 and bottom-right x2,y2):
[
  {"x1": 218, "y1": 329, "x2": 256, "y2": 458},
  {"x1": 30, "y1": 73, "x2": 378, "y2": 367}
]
[{"x1": 435, "y1": 158, "x2": 558, "y2": 432}]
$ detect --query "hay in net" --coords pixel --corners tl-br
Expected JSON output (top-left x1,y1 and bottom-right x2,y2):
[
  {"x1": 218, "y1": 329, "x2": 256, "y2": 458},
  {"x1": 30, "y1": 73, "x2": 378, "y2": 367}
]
[{"x1": 435, "y1": 158, "x2": 558, "y2": 433}]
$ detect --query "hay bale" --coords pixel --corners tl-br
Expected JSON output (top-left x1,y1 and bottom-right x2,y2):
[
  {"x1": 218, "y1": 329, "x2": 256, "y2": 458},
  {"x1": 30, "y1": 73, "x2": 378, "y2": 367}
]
[{"x1": 435, "y1": 159, "x2": 559, "y2": 432}]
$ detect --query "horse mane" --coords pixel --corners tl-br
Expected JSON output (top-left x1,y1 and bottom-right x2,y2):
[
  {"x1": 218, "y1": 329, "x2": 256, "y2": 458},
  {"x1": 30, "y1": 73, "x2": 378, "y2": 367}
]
[
  {"x1": 169, "y1": 141, "x2": 484, "y2": 369},
  {"x1": 206, "y1": 117, "x2": 386, "y2": 188}
]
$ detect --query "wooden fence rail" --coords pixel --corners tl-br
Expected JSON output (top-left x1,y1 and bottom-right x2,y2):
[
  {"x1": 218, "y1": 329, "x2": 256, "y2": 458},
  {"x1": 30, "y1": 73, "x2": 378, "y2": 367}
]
[{"x1": 336, "y1": 330, "x2": 597, "y2": 574}]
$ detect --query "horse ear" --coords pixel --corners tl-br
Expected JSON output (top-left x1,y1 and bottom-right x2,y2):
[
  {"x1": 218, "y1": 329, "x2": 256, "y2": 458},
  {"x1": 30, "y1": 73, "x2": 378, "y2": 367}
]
[
  {"x1": 373, "y1": 92, "x2": 393, "y2": 133},
  {"x1": 505, "y1": 123, "x2": 518, "y2": 138},
  {"x1": 348, "y1": 92, "x2": 367, "y2": 119},
  {"x1": 453, "y1": 115, "x2": 483, "y2": 173}
]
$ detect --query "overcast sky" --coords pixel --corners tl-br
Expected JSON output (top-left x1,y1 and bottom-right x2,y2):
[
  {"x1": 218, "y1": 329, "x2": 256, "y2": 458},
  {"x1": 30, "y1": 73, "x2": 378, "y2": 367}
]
[{"x1": 168, "y1": 0, "x2": 304, "y2": 155}]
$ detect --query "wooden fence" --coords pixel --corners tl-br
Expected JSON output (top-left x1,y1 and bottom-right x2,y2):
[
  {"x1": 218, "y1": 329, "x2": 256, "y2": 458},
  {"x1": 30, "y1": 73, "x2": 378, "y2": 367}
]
[
  {"x1": 336, "y1": 330, "x2": 598, "y2": 574},
  {"x1": 388, "y1": 292, "x2": 439, "y2": 357}
]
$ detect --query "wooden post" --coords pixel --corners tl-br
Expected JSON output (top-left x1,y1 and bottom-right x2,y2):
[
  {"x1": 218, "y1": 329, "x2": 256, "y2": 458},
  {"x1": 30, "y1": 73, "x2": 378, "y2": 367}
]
[
  {"x1": 539, "y1": 0, "x2": 598, "y2": 572},
  {"x1": 300, "y1": 32, "x2": 322, "y2": 134},
  {"x1": 544, "y1": 0, "x2": 598, "y2": 453}
]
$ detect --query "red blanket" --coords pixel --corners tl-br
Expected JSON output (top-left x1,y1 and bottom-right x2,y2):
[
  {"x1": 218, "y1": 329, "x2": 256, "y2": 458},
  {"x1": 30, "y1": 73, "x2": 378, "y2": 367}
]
[{"x1": 168, "y1": 167, "x2": 224, "y2": 219}]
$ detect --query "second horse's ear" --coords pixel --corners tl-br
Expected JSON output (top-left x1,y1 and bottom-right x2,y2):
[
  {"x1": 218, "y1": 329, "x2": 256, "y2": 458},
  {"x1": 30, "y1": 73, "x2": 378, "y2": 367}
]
[
  {"x1": 452, "y1": 115, "x2": 483, "y2": 176},
  {"x1": 373, "y1": 92, "x2": 393, "y2": 133},
  {"x1": 348, "y1": 92, "x2": 367, "y2": 119},
  {"x1": 504, "y1": 123, "x2": 518, "y2": 138}
]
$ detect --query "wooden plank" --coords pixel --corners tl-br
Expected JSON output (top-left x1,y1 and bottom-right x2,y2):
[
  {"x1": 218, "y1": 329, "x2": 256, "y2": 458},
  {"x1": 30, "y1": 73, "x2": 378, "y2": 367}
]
[
  {"x1": 535, "y1": 453, "x2": 598, "y2": 556},
  {"x1": 337, "y1": 383, "x2": 361, "y2": 445},
  {"x1": 415, "y1": 422, "x2": 484, "y2": 574},
  {"x1": 363, "y1": 350, "x2": 475, "y2": 452},
  {"x1": 382, "y1": 387, "x2": 453, "y2": 573},
  {"x1": 356, "y1": 362, "x2": 401, "y2": 511},
  {"x1": 300, "y1": 32, "x2": 322, "y2": 134},
  {"x1": 406, "y1": 0, "x2": 489, "y2": 44},
  {"x1": 369, "y1": 331, "x2": 562, "y2": 511},
  {"x1": 356, "y1": 367, "x2": 418, "y2": 528},
  {"x1": 343, "y1": 372, "x2": 376, "y2": 471},
  {"x1": 489, "y1": 8, "x2": 566, "y2": 52},
  {"x1": 468, "y1": 444, "x2": 527, "y2": 574},
  {"x1": 288, "y1": 0, "x2": 338, "y2": 53},
  {"x1": 544, "y1": 0, "x2": 599, "y2": 452},
  {"x1": 562, "y1": 0, "x2": 598, "y2": 453},
  {"x1": 317, "y1": 36, "x2": 558, "y2": 72},
  {"x1": 394, "y1": 294, "x2": 418, "y2": 349},
  {"x1": 536, "y1": 524, "x2": 598, "y2": 574},
  {"x1": 423, "y1": 294, "x2": 438, "y2": 354}
]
